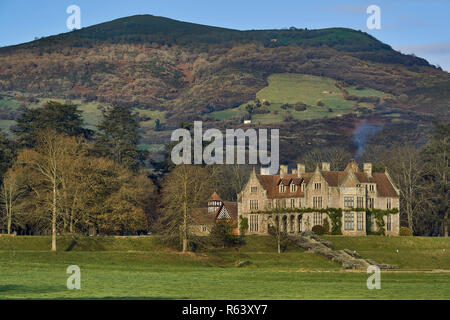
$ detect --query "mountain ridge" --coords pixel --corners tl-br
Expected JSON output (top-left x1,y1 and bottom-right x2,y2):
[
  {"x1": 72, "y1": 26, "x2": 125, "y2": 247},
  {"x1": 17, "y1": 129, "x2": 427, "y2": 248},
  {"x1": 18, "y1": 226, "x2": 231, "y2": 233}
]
[{"x1": 0, "y1": 14, "x2": 448, "y2": 160}]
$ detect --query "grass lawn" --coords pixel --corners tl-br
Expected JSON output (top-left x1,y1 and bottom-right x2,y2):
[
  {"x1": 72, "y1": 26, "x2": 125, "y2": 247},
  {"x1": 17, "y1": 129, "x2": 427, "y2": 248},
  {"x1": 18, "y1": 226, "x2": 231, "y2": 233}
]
[
  {"x1": 0, "y1": 235, "x2": 449, "y2": 299},
  {"x1": 323, "y1": 236, "x2": 450, "y2": 270}
]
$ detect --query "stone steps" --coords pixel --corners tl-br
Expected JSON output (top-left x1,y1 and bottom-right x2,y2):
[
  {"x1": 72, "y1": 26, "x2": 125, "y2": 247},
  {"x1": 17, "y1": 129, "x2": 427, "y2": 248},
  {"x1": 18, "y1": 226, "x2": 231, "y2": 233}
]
[{"x1": 289, "y1": 232, "x2": 396, "y2": 270}]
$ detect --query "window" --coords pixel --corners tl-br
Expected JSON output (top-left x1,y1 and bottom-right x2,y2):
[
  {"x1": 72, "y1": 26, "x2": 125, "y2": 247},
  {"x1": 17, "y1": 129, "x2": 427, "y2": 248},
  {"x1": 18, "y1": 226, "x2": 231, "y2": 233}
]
[
  {"x1": 298, "y1": 198, "x2": 302, "y2": 208},
  {"x1": 344, "y1": 212, "x2": 354, "y2": 230},
  {"x1": 313, "y1": 213, "x2": 323, "y2": 226},
  {"x1": 313, "y1": 196, "x2": 323, "y2": 208},
  {"x1": 279, "y1": 184, "x2": 286, "y2": 193},
  {"x1": 249, "y1": 214, "x2": 259, "y2": 232},
  {"x1": 251, "y1": 186, "x2": 258, "y2": 193},
  {"x1": 357, "y1": 197, "x2": 364, "y2": 208},
  {"x1": 344, "y1": 196, "x2": 354, "y2": 208},
  {"x1": 267, "y1": 201, "x2": 272, "y2": 210},
  {"x1": 368, "y1": 198, "x2": 374, "y2": 209},
  {"x1": 290, "y1": 198, "x2": 296, "y2": 208},
  {"x1": 386, "y1": 215, "x2": 392, "y2": 231},
  {"x1": 281, "y1": 198, "x2": 286, "y2": 208},
  {"x1": 301, "y1": 183, "x2": 305, "y2": 192},
  {"x1": 290, "y1": 184, "x2": 297, "y2": 192},
  {"x1": 369, "y1": 184, "x2": 375, "y2": 192},
  {"x1": 357, "y1": 212, "x2": 364, "y2": 231},
  {"x1": 314, "y1": 182, "x2": 322, "y2": 190},
  {"x1": 249, "y1": 200, "x2": 258, "y2": 210},
  {"x1": 202, "y1": 226, "x2": 207, "y2": 232},
  {"x1": 275, "y1": 199, "x2": 280, "y2": 208},
  {"x1": 386, "y1": 198, "x2": 392, "y2": 209}
]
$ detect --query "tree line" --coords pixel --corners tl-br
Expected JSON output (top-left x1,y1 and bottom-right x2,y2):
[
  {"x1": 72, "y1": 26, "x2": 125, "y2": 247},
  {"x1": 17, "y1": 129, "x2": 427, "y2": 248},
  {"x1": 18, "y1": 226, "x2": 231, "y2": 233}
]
[
  {"x1": 0, "y1": 102, "x2": 448, "y2": 253},
  {"x1": 0, "y1": 101, "x2": 156, "y2": 251}
]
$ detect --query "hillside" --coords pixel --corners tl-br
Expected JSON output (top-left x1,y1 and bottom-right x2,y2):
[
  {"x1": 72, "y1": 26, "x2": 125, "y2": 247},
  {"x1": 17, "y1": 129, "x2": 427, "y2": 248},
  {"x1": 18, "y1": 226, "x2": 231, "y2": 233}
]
[{"x1": 0, "y1": 14, "x2": 448, "y2": 162}]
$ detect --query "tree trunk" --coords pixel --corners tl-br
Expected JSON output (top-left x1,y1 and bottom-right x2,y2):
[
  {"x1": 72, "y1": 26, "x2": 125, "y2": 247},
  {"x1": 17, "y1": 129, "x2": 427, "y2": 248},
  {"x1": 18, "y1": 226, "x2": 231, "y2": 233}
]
[
  {"x1": 445, "y1": 212, "x2": 448, "y2": 237},
  {"x1": 182, "y1": 203, "x2": 188, "y2": 252},
  {"x1": 7, "y1": 205, "x2": 11, "y2": 235},
  {"x1": 51, "y1": 179, "x2": 57, "y2": 252},
  {"x1": 406, "y1": 202, "x2": 413, "y2": 232}
]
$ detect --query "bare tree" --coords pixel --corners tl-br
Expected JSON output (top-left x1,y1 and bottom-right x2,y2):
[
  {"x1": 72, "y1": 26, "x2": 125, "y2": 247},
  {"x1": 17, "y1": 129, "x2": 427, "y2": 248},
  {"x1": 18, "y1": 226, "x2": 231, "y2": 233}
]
[
  {"x1": 380, "y1": 146, "x2": 429, "y2": 232},
  {"x1": 0, "y1": 168, "x2": 26, "y2": 234},
  {"x1": 18, "y1": 130, "x2": 72, "y2": 251},
  {"x1": 160, "y1": 165, "x2": 212, "y2": 252}
]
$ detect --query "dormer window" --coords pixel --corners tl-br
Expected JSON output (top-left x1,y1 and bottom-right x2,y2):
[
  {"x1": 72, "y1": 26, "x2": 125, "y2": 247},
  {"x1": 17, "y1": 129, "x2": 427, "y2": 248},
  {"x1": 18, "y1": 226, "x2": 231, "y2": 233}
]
[
  {"x1": 290, "y1": 184, "x2": 297, "y2": 192},
  {"x1": 369, "y1": 184, "x2": 375, "y2": 192},
  {"x1": 279, "y1": 185, "x2": 286, "y2": 193}
]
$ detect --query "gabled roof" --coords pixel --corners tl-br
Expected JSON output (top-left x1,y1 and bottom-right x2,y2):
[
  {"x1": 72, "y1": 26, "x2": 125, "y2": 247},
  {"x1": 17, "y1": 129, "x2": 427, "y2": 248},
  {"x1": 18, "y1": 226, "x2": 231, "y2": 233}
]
[
  {"x1": 209, "y1": 192, "x2": 222, "y2": 201},
  {"x1": 372, "y1": 173, "x2": 399, "y2": 197},
  {"x1": 256, "y1": 173, "x2": 308, "y2": 198},
  {"x1": 191, "y1": 199, "x2": 238, "y2": 225},
  {"x1": 254, "y1": 161, "x2": 399, "y2": 198}
]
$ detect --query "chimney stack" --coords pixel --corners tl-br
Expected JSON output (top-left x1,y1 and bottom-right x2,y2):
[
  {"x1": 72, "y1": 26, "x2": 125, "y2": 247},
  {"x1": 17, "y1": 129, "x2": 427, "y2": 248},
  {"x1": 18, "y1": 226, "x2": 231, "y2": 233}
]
[
  {"x1": 260, "y1": 166, "x2": 270, "y2": 175},
  {"x1": 322, "y1": 162, "x2": 330, "y2": 171},
  {"x1": 279, "y1": 165, "x2": 288, "y2": 178},
  {"x1": 363, "y1": 163, "x2": 372, "y2": 177},
  {"x1": 291, "y1": 168, "x2": 298, "y2": 175},
  {"x1": 297, "y1": 163, "x2": 305, "y2": 177}
]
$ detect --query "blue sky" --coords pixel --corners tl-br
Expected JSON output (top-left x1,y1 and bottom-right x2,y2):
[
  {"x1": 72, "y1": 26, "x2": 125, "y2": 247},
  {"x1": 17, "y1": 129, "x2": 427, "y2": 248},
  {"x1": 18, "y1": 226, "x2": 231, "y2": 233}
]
[{"x1": 0, "y1": 0, "x2": 449, "y2": 71}]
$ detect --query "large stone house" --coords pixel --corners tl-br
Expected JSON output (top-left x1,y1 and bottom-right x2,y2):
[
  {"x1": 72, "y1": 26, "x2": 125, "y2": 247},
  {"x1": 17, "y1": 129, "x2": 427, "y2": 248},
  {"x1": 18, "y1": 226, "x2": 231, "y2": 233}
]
[{"x1": 237, "y1": 160, "x2": 400, "y2": 236}]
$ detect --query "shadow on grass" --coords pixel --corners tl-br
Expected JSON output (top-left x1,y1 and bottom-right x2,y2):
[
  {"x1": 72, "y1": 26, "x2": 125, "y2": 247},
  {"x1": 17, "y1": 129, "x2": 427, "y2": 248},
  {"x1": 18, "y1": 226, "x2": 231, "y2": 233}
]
[{"x1": 0, "y1": 284, "x2": 64, "y2": 294}]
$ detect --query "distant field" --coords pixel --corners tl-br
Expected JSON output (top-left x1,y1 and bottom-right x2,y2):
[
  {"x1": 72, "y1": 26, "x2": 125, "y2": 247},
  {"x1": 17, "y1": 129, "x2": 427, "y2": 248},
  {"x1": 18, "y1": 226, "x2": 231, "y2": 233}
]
[
  {"x1": 0, "y1": 235, "x2": 448, "y2": 299},
  {"x1": 211, "y1": 73, "x2": 388, "y2": 123}
]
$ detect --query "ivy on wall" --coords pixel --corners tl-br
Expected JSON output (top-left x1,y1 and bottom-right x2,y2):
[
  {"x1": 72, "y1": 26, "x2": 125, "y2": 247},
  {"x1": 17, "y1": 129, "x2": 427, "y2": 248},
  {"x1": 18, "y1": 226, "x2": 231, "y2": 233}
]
[
  {"x1": 247, "y1": 207, "x2": 398, "y2": 236},
  {"x1": 366, "y1": 208, "x2": 399, "y2": 235}
]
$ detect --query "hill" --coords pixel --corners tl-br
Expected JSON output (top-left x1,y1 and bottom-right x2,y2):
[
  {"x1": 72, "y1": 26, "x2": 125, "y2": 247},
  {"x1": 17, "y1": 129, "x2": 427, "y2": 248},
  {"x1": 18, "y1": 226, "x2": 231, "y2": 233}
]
[{"x1": 0, "y1": 14, "x2": 448, "y2": 162}]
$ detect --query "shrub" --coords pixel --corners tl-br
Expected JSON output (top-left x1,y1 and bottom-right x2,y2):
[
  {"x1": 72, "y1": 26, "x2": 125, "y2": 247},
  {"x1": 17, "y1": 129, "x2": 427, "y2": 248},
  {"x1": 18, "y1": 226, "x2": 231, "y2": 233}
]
[
  {"x1": 210, "y1": 221, "x2": 242, "y2": 247},
  {"x1": 316, "y1": 100, "x2": 325, "y2": 107},
  {"x1": 322, "y1": 219, "x2": 330, "y2": 234},
  {"x1": 312, "y1": 225, "x2": 325, "y2": 235},
  {"x1": 399, "y1": 227, "x2": 413, "y2": 236}
]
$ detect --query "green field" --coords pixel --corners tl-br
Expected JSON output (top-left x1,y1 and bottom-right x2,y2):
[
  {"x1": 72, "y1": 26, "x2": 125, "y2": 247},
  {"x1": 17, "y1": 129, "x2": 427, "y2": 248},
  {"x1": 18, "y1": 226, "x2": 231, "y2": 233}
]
[
  {"x1": 0, "y1": 235, "x2": 448, "y2": 299},
  {"x1": 211, "y1": 73, "x2": 389, "y2": 123}
]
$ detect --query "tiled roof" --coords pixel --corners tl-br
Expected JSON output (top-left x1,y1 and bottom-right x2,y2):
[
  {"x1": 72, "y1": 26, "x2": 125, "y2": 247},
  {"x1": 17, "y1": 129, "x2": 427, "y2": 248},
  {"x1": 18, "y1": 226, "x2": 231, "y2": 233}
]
[
  {"x1": 191, "y1": 208, "x2": 216, "y2": 224},
  {"x1": 222, "y1": 201, "x2": 238, "y2": 220},
  {"x1": 321, "y1": 171, "x2": 346, "y2": 187},
  {"x1": 372, "y1": 173, "x2": 399, "y2": 197},
  {"x1": 257, "y1": 174, "x2": 307, "y2": 198},
  {"x1": 209, "y1": 191, "x2": 222, "y2": 201},
  {"x1": 191, "y1": 199, "x2": 238, "y2": 225},
  {"x1": 255, "y1": 164, "x2": 398, "y2": 198}
]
